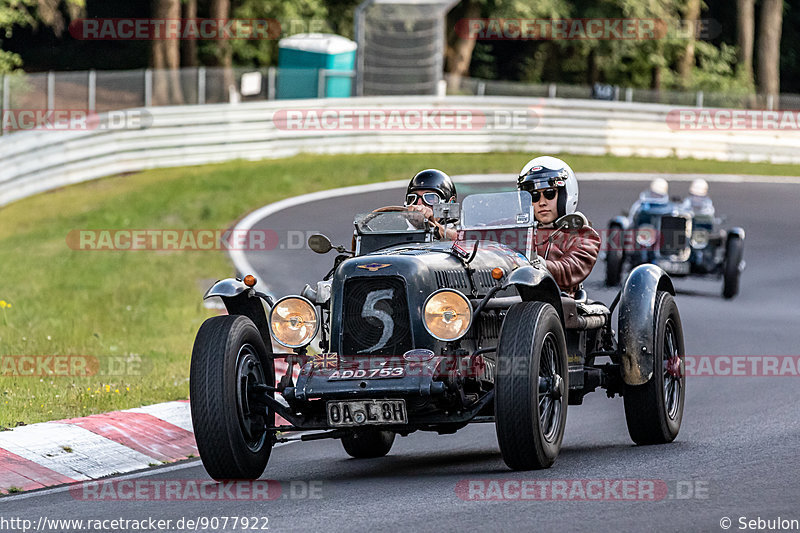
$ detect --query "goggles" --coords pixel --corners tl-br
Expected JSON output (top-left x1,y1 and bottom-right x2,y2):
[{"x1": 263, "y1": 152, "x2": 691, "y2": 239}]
[{"x1": 405, "y1": 192, "x2": 444, "y2": 206}]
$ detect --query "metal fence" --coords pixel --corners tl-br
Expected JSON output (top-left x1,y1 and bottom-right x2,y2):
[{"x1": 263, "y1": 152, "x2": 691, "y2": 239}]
[
  {"x1": 0, "y1": 66, "x2": 356, "y2": 125},
  {"x1": 447, "y1": 75, "x2": 800, "y2": 111}
]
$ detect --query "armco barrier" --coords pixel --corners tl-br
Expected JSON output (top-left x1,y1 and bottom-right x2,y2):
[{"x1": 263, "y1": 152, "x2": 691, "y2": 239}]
[{"x1": 1, "y1": 96, "x2": 799, "y2": 206}]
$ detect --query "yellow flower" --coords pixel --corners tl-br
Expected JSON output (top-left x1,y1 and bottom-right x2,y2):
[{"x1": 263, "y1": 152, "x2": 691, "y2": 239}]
[
  {"x1": 104, "y1": 384, "x2": 110, "y2": 393},
  {"x1": 0, "y1": 301, "x2": 9, "y2": 309},
  {"x1": 114, "y1": 389, "x2": 119, "y2": 394}
]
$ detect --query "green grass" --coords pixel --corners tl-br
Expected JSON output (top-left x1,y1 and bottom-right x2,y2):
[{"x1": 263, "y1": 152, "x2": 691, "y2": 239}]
[{"x1": 0, "y1": 151, "x2": 798, "y2": 426}]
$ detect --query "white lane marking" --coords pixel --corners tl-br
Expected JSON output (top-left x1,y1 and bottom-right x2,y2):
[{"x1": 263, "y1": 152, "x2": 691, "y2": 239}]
[
  {"x1": 228, "y1": 172, "x2": 800, "y2": 295},
  {"x1": 126, "y1": 401, "x2": 193, "y2": 432},
  {"x1": 0, "y1": 423, "x2": 158, "y2": 481},
  {"x1": 0, "y1": 441, "x2": 294, "y2": 502}
]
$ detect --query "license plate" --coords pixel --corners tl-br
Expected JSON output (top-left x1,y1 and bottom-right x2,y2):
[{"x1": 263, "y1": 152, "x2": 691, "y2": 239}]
[
  {"x1": 328, "y1": 367, "x2": 405, "y2": 380},
  {"x1": 658, "y1": 261, "x2": 690, "y2": 274},
  {"x1": 327, "y1": 399, "x2": 407, "y2": 427}
]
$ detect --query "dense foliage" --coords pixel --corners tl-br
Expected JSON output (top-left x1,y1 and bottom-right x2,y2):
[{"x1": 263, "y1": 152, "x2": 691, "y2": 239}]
[{"x1": 1, "y1": 0, "x2": 795, "y2": 94}]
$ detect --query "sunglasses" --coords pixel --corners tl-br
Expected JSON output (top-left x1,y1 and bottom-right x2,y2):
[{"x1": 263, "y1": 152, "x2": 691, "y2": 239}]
[
  {"x1": 532, "y1": 188, "x2": 558, "y2": 202},
  {"x1": 405, "y1": 192, "x2": 443, "y2": 206}
]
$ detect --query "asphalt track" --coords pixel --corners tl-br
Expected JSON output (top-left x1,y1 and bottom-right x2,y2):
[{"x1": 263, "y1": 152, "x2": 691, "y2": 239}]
[{"x1": 4, "y1": 176, "x2": 800, "y2": 532}]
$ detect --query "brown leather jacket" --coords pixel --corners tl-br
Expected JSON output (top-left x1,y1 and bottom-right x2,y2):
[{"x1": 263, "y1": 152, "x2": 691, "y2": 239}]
[{"x1": 535, "y1": 224, "x2": 601, "y2": 295}]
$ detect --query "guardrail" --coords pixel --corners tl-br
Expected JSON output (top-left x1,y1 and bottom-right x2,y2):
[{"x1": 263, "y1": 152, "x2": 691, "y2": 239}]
[{"x1": 1, "y1": 95, "x2": 799, "y2": 206}]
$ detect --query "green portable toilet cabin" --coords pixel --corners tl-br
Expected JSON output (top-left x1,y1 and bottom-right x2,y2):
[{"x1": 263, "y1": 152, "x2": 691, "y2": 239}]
[{"x1": 277, "y1": 33, "x2": 357, "y2": 99}]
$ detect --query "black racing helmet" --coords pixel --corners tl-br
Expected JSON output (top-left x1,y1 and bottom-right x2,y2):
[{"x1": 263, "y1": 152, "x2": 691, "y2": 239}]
[{"x1": 406, "y1": 169, "x2": 457, "y2": 203}]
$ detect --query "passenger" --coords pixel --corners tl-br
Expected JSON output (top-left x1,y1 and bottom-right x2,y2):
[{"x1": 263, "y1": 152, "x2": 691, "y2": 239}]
[
  {"x1": 404, "y1": 169, "x2": 459, "y2": 240},
  {"x1": 517, "y1": 156, "x2": 601, "y2": 296},
  {"x1": 682, "y1": 178, "x2": 715, "y2": 217}
]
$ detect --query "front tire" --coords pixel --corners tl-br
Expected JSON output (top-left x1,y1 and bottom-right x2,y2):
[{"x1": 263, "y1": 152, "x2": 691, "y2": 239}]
[
  {"x1": 623, "y1": 292, "x2": 685, "y2": 445},
  {"x1": 495, "y1": 302, "x2": 568, "y2": 470},
  {"x1": 190, "y1": 315, "x2": 275, "y2": 480},
  {"x1": 722, "y1": 236, "x2": 743, "y2": 299},
  {"x1": 341, "y1": 430, "x2": 395, "y2": 458}
]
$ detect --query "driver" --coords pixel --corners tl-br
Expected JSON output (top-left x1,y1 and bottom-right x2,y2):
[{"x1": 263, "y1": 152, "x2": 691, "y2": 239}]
[
  {"x1": 404, "y1": 169, "x2": 459, "y2": 240},
  {"x1": 517, "y1": 156, "x2": 601, "y2": 296}
]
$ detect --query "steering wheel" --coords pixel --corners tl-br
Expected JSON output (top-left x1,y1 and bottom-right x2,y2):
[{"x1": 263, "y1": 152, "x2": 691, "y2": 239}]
[
  {"x1": 362, "y1": 205, "x2": 427, "y2": 231},
  {"x1": 371, "y1": 206, "x2": 409, "y2": 213}
]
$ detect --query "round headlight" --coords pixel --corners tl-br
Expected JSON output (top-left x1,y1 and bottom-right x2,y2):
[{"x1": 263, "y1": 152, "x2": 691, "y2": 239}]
[
  {"x1": 690, "y1": 230, "x2": 709, "y2": 249},
  {"x1": 269, "y1": 296, "x2": 319, "y2": 348},
  {"x1": 423, "y1": 289, "x2": 472, "y2": 342},
  {"x1": 636, "y1": 225, "x2": 657, "y2": 247}
]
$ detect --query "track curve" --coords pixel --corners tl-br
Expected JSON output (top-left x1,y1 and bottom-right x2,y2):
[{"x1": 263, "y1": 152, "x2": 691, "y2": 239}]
[{"x1": 5, "y1": 175, "x2": 800, "y2": 532}]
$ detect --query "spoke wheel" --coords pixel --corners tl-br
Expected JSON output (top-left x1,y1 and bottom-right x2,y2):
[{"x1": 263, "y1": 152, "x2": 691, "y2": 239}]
[
  {"x1": 623, "y1": 292, "x2": 685, "y2": 445},
  {"x1": 495, "y1": 301, "x2": 568, "y2": 470},
  {"x1": 190, "y1": 315, "x2": 275, "y2": 480}
]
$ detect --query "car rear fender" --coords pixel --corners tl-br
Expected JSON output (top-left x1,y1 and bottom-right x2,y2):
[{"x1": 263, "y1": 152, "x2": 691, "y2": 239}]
[
  {"x1": 618, "y1": 264, "x2": 675, "y2": 385},
  {"x1": 204, "y1": 278, "x2": 272, "y2": 348}
]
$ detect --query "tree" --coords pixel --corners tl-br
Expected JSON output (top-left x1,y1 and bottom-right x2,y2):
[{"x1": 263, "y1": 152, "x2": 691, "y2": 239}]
[
  {"x1": 151, "y1": 0, "x2": 184, "y2": 104},
  {"x1": 0, "y1": 0, "x2": 37, "y2": 72},
  {"x1": 736, "y1": 0, "x2": 755, "y2": 83},
  {"x1": 210, "y1": 0, "x2": 233, "y2": 99},
  {"x1": 757, "y1": 0, "x2": 783, "y2": 104},
  {"x1": 678, "y1": 0, "x2": 702, "y2": 85},
  {"x1": 181, "y1": 0, "x2": 198, "y2": 68},
  {"x1": 444, "y1": 0, "x2": 570, "y2": 90}
]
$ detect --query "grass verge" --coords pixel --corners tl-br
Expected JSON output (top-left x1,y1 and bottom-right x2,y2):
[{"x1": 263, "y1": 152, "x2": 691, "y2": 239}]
[{"x1": 0, "y1": 152, "x2": 798, "y2": 426}]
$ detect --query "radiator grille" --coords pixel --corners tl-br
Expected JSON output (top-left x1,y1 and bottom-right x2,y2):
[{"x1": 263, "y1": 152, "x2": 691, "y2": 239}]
[{"x1": 342, "y1": 277, "x2": 412, "y2": 357}]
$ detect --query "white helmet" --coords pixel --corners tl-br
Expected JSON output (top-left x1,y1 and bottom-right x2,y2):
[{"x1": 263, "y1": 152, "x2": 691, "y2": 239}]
[
  {"x1": 650, "y1": 178, "x2": 669, "y2": 196},
  {"x1": 689, "y1": 179, "x2": 709, "y2": 197},
  {"x1": 517, "y1": 156, "x2": 578, "y2": 217}
]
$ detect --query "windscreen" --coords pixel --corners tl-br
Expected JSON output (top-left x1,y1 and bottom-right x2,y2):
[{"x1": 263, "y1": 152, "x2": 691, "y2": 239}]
[{"x1": 461, "y1": 191, "x2": 533, "y2": 228}]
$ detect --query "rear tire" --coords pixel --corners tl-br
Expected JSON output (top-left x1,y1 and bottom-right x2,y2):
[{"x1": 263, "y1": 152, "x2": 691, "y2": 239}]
[
  {"x1": 606, "y1": 224, "x2": 624, "y2": 286},
  {"x1": 190, "y1": 315, "x2": 275, "y2": 480},
  {"x1": 495, "y1": 302, "x2": 568, "y2": 470},
  {"x1": 722, "y1": 236, "x2": 743, "y2": 299},
  {"x1": 623, "y1": 292, "x2": 685, "y2": 445},
  {"x1": 341, "y1": 430, "x2": 395, "y2": 458}
]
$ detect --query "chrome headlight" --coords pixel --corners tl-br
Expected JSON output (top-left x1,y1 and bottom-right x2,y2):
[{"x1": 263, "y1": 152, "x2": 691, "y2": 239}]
[
  {"x1": 690, "y1": 230, "x2": 709, "y2": 249},
  {"x1": 423, "y1": 289, "x2": 472, "y2": 341},
  {"x1": 636, "y1": 224, "x2": 658, "y2": 247},
  {"x1": 269, "y1": 296, "x2": 319, "y2": 348}
]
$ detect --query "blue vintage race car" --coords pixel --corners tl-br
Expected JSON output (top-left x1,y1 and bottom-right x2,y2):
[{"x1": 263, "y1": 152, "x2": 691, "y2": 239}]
[{"x1": 605, "y1": 191, "x2": 745, "y2": 299}]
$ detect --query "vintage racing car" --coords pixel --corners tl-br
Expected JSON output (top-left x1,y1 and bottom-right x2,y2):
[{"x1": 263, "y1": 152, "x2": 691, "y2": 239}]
[
  {"x1": 605, "y1": 191, "x2": 745, "y2": 298},
  {"x1": 190, "y1": 191, "x2": 686, "y2": 479}
]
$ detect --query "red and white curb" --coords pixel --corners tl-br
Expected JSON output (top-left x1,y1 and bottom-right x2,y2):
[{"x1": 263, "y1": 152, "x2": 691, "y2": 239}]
[
  {"x1": 0, "y1": 401, "x2": 195, "y2": 495},
  {"x1": 0, "y1": 361, "x2": 298, "y2": 495}
]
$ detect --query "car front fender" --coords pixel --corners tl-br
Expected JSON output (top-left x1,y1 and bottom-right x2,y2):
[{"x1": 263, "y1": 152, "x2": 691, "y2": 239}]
[
  {"x1": 609, "y1": 215, "x2": 629, "y2": 230},
  {"x1": 505, "y1": 264, "x2": 564, "y2": 321},
  {"x1": 204, "y1": 278, "x2": 272, "y2": 348},
  {"x1": 618, "y1": 264, "x2": 675, "y2": 385},
  {"x1": 727, "y1": 227, "x2": 745, "y2": 241}
]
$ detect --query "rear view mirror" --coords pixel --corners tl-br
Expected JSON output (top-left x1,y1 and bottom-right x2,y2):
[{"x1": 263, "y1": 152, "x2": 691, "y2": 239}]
[{"x1": 308, "y1": 234, "x2": 333, "y2": 254}]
